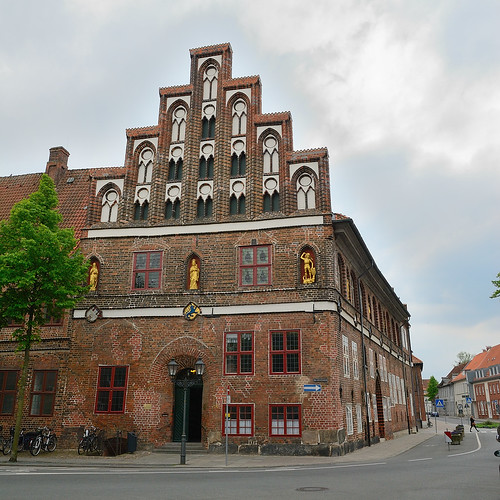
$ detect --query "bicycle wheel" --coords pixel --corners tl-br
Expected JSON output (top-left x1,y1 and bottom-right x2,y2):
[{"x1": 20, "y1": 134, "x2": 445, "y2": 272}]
[
  {"x1": 30, "y1": 435, "x2": 42, "y2": 456},
  {"x1": 77, "y1": 438, "x2": 87, "y2": 455},
  {"x1": 90, "y1": 435, "x2": 99, "y2": 453},
  {"x1": 47, "y1": 435, "x2": 57, "y2": 452},
  {"x1": 3, "y1": 439, "x2": 12, "y2": 455}
]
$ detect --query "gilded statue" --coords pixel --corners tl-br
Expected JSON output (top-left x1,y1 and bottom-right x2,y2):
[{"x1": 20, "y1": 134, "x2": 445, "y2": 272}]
[
  {"x1": 189, "y1": 259, "x2": 200, "y2": 290},
  {"x1": 300, "y1": 251, "x2": 316, "y2": 284},
  {"x1": 89, "y1": 262, "x2": 99, "y2": 291}
]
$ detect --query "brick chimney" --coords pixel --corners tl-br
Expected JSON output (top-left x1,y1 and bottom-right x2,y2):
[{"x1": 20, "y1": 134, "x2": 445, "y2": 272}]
[{"x1": 45, "y1": 146, "x2": 69, "y2": 184}]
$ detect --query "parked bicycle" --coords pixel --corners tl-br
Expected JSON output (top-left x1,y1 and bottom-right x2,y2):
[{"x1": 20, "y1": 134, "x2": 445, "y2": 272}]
[
  {"x1": 2, "y1": 427, "x2": 35, "y2": 455},
  {"x1": 78, "y1": 425, "x2": 102, "y2": 455},
  {"x1": 0, "y1": 425, "x2": 6, "y2": 453},
  {"x1": 30, "y1": 426, "x2": 57, "y2": 456}
]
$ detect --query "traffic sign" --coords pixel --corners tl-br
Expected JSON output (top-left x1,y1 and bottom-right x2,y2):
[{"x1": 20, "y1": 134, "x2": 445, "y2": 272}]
[
  {"x1": 465, "y1": 397, "x2": 471, "y2": 404},
  {"x1": 304, "y1": 384, "x2": 321, "y2": 392},
  {"x1": 435, "y1": 399, "x2": 444, "y2": 408},
  {"x1": 444, "y1": 431, "x2": 452, "y2": 444}
]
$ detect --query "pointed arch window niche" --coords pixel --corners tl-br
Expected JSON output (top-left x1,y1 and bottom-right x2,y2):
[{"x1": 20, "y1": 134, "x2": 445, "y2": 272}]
[
  {"x1": 297, "y1": 173, "x2": 316, "y2": 210},
  {"x1": 101, "y1": 188, "x2": 119, "y2": 222},
  {"x1": 300, "y1": 247, "x2": 316, "y2": 285},
  {"x1": 187, "y1": 255, "x2": 201, "y2": 290}
]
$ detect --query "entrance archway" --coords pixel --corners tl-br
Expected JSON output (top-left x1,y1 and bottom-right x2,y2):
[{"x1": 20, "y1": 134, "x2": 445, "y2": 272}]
[
  {"x1": 375, "y1": 374, "x2": 385, "y2": 438},
  {"x1": 172, "y1": 368, "x2": 203, "y2": 442}
]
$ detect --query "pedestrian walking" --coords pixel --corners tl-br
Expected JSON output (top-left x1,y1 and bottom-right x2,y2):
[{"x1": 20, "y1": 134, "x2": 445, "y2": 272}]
[{"x1": 470, "y1": 415, "x2": 479, "y2": 432}]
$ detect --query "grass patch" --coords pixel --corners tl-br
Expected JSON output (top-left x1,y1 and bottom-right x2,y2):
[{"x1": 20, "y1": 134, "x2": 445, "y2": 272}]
[{"x1": 477, "y1": 420, "x2": 499, "y2": 428}]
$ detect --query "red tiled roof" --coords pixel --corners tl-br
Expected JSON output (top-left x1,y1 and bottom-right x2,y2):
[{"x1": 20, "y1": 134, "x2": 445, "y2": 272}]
[
  {"x1": 0, "y1": 173, "x2": 43, "y2": 222},
  {"x1": 0, "y1": 166, "x2": 125, "y2": 240}
]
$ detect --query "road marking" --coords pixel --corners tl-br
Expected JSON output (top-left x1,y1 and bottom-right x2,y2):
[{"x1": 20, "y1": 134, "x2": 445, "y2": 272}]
[
  {"x1": 448, "y1": 432, "x2": 481, "y2": 457},
  {"x1": 408, "y1": 458, "x2": 432, "y2": 462},
  {"x1": 1, "y1": 462, "x2": 388, "y2": 476}
]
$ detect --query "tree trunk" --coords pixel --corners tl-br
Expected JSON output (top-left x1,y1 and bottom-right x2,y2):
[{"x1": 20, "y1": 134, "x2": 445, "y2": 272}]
[{"x1": 9, "y1": 342, "x2": 31, "y2": 462}]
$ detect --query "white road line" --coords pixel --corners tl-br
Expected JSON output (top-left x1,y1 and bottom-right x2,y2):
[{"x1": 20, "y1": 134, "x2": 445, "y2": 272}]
[
  {"x1": 448, "y1": 432, "x2": 481, "y2": 457},
  {"x1": 408, "y1": 458, "x2": 432, "y2": 462},
  {"x1": 1, "y1": 462, "x2": 388, "y2": 476}
]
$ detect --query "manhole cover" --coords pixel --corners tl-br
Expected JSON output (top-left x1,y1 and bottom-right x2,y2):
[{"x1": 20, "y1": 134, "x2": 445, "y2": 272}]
[{"x1": 296, "y1": 487, "x2": 329, "y2": 492}]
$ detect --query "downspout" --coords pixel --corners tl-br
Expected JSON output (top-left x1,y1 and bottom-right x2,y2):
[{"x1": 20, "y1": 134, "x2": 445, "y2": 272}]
[{"x1": 357, "y1": 261, "x2": 374, "y2": 447}]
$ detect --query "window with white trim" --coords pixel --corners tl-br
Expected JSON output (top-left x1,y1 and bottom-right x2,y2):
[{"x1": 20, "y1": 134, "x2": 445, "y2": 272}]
[
  {"x1": 352, "y1": 341, "x2": 359, "y2": 380},
  {"x1": 342, "y1": 335, "x2": 350, "y2": 378},
  {"x1": 346, "y1": 404, "x2": 354, "y2": 435},
  {"x1": 223, "y1": 404, "x2": 253, "y2": 436},
  {"x1": 270, "y1": 404, "x2": 301, "y2": 436},
  {"x1": 356, "y1": 403, "x2": 363, "y2": 434}
]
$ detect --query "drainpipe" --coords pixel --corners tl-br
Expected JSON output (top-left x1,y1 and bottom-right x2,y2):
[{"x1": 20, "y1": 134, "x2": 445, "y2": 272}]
[{"x1": 357, "y1": 261, "x2": 374, "y2": 447}]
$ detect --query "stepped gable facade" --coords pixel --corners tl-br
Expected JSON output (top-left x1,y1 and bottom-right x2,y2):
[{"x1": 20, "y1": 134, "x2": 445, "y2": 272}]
[{"x1": 0, "y1": 43, "x2": 421, "y2": 454}]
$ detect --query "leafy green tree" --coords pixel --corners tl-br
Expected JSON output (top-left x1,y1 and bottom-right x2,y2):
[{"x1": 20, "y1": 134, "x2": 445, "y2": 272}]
[
  {"x1": 455, "y1": 351, "x2": 473, "y2": 365},
  {"x1": 425, "y1": 375, "x2": 439, "y2": 403},
  {"x1": 0, "y1": 175, "x2": 88, "y2": 462},
  {"x1": 491, "y1": 272, "x2": 500, "y2": 298}
]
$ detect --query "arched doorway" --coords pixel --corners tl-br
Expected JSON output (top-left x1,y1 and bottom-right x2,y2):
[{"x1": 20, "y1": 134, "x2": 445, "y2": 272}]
[
  {"x1": 375, "y1": 374, "x2": 385, "y2": 439},
  {"x1": 172, "y1": 368, "x2": 203, "y2": 442}
]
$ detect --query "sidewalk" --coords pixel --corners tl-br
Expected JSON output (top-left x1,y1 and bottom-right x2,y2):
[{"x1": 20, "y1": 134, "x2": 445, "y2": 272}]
[{"x1": 0, "y1": 423, "x2": 444, "y2": 469}]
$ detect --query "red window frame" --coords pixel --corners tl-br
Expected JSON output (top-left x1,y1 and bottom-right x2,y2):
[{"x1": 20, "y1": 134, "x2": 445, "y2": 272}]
[
  {"x1": 269, "y1": 330, "x2": 301, "y2": 374},
  {"x1": 239, "y1": 245, "x2": 271, "y2": 286},
  {"x1": 224, "y1": 332, "x2": 254, "y2": 375},
  {"x1": 269, "y1": 404, "x2": 301, "y2": 436},
  {"x1": 0, "y1": 370, "x2": 18, "y2": 415},
  {"x1": 132, "y1": 251, "x2": 162, "y2": 290},
  {"x1": 30, "y1": 370, "x2": 57, "y2": 416},
  {"x1": 95, "y1": 366, "x2": 128, "y2": 414},
  {"x1": 222, "y1": 404, "x2": 254, "y2": 436}
]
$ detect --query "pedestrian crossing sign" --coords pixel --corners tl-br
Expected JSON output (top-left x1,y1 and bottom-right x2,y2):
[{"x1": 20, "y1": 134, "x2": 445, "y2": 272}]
[{"x1": 435, "y1": 399, "x2": 444, "y2": 408}]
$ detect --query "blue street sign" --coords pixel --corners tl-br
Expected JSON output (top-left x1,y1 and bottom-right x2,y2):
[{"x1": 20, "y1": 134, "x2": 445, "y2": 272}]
[
  {"x1": 465, "y1": 397, "x2": 472, "y2": 404},
  {"x1": 435, "y1": 399, "x2": 444, "y2": 408},
  {"x1": 304, "y1": 384, "x2": 321, "y2": 392}
]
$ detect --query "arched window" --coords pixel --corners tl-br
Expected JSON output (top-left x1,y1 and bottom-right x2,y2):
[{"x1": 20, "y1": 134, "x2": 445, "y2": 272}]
[
  {"x1": 171, "y1": 106, "x2": 187, "y2": 142},
  {"x1": 101, "y1": 189, "x2": 119, "y2": 222},
  {"x1": 263, "y1": 135, "x2": 279, "y2": 174},
  {"x1": 165, "y1": 199, "x2": 180, "y2": 220},
  {"x1": 263, "y1": 192, "x2": 279, "y2": 212},
  {"x1": 231, "y1": 152, "x2": 246, "y2": 176},
  {"x1": 203, "y1": 65, "x2": 218, "y2": 100},
  {"x1": 168, "y1": 158, "x2": 183, "y2": 181},
  {"x1": 337, "y1": 254, "x2": 347, "y2": 297},
  {"x1": 199, "y1": 156, "x2": 214, "y2": 179},
  {"x1": 202, "y1": 116, "x2": 215, "y2": 139},
  {"x1": 137, "y1": 147, "x2": 154, "y2": 184},
  {"x1": 232, "y1": 99, "x2": 247, "y2": 135},
  {"x1": 134, "y1": 200, "x2": 149, "y2": 221},
  {"x1": 229, "y1": 194, "x2": 245, "y2": 215},
  {"x1": 297, "y1": 173, "x2": 316, "y2": 210},
  {"x1": 197, "y1": 197, "x2": 213, "y2": 218}
]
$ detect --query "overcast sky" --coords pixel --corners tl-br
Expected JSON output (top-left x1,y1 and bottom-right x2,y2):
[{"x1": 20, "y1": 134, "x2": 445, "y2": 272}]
[{"x1": 1, "y1": 0, "x2": 499, "y2": 380}]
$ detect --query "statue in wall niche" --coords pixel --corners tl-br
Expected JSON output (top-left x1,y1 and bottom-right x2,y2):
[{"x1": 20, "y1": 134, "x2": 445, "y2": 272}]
[
  {"x1": 89, "y1": 262, "x2": 99, "y2": 291},
  {"x1": 189, "y1": 258, "x2": 200, "y2": 290},
  {"x1": 301, "y1": 251, "x2": 316, "y2": 284}
]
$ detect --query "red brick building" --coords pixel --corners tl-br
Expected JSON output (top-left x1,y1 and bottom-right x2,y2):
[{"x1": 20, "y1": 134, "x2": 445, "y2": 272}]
[{"x1": 0, "y1": 43, "x2": 421, "y2": 455}]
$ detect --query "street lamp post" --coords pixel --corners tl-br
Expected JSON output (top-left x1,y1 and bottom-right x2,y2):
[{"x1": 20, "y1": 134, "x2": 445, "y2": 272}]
[{"x1": 168, "y1": 358, "x2": 205, "y2": 465}]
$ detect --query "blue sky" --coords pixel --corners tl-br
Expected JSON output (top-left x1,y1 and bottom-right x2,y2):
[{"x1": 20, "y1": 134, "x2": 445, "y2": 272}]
[{"x1": 1, "y1": 0, "x2": 499, "y2": 379}]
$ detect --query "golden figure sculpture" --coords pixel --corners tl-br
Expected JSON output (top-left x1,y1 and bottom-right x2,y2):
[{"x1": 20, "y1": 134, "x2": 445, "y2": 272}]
[
  {"x1": 300, "y1": 251, "x2": 316, "y2": 284},
  {"x1": 89, "y1": 262, "x2": 99, "y2": 291},
  {"x1": 189, "y1": 259, "x2": 200, "y2": 290}
]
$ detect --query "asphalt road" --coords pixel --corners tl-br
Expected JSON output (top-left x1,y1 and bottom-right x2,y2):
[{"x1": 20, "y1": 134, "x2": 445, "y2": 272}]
[{"x1": 0, "y1": 422, "x2": 498, "y2": 499}]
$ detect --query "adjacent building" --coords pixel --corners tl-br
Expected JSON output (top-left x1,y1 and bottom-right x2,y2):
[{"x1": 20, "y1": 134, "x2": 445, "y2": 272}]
[{"x1": 0, "y1": 43, "x2": 421, "y2": 454}]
